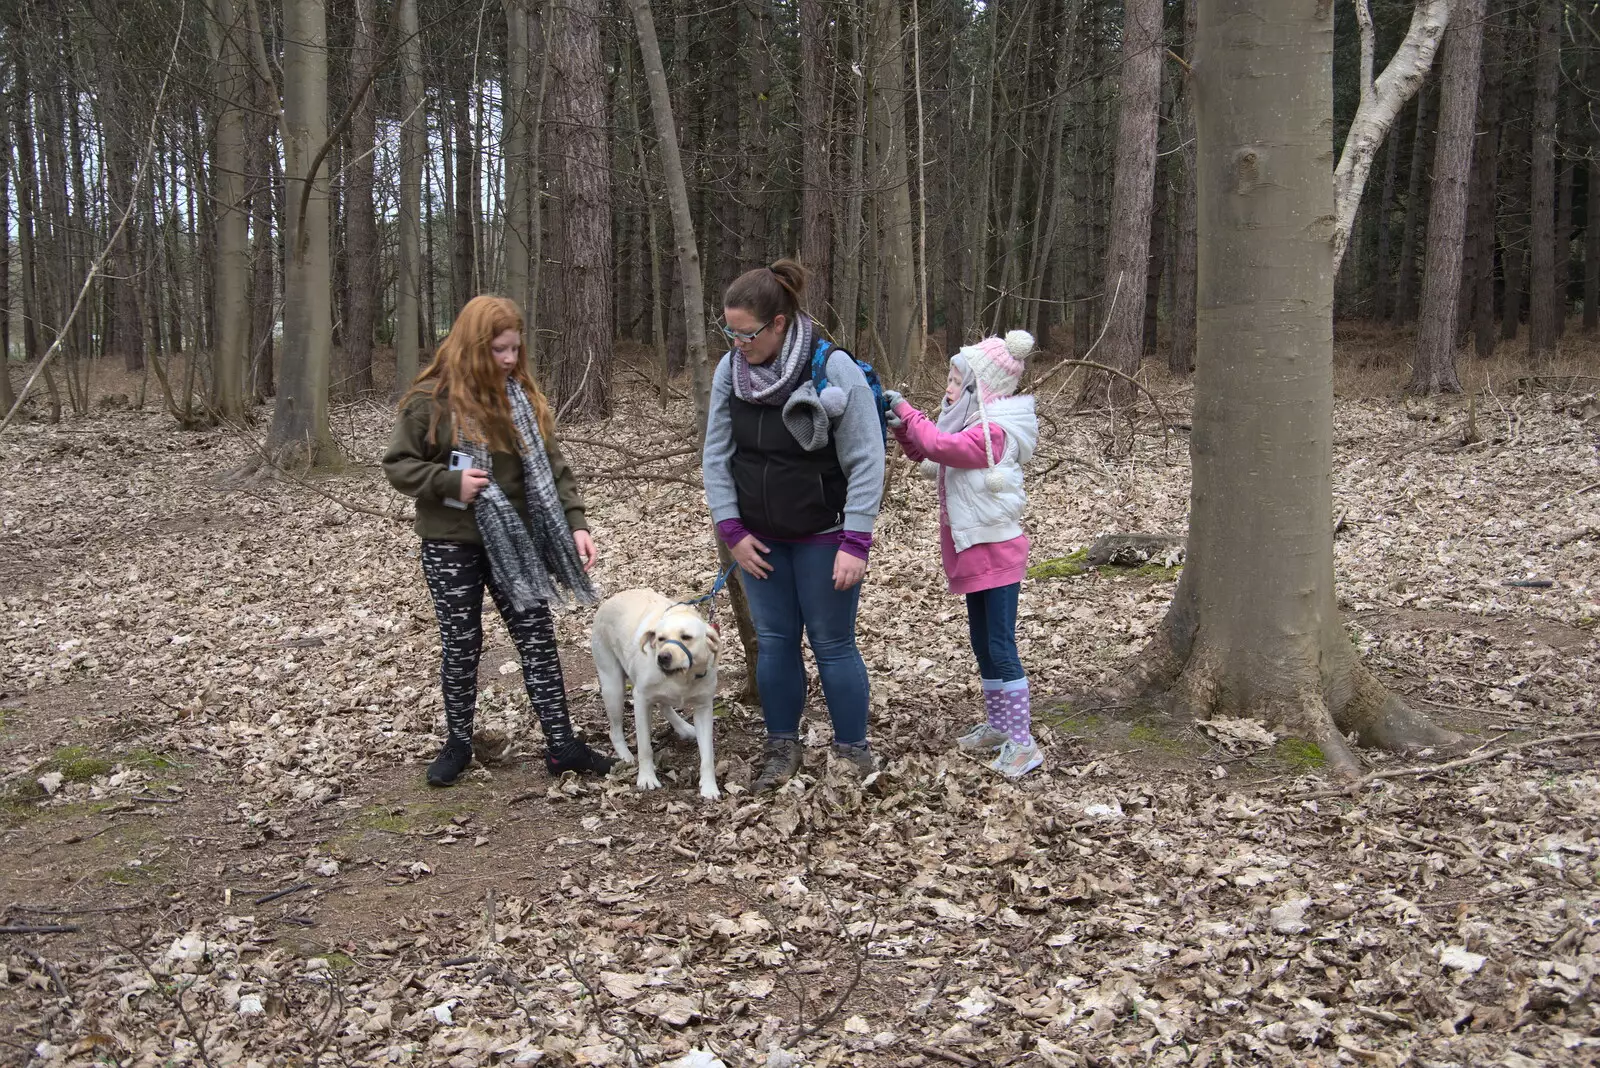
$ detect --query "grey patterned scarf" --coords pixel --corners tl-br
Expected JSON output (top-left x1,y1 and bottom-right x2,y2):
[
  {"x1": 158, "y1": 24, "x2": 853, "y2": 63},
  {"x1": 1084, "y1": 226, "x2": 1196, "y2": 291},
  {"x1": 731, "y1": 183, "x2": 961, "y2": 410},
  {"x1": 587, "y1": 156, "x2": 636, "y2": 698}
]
[
  {"x1": 461, "y1": 381, "x2": 598, "y2": 609},
  {"x1": 731, "y1": 313, "x2": 815, "y2": 406}
]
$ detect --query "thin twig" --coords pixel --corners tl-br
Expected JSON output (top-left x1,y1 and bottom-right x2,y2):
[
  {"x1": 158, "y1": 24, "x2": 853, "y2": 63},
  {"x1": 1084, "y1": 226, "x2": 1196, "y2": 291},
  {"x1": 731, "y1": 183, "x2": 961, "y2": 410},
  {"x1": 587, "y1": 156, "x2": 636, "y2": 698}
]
[
  {"x1": 22, "y1": 950, "x2": 70, "y2": 1002},
  {"x1": 913, "y1": 1044, "x2": 980, "y2": 1067},
  {"x1": 563, "y1": 948, "x2": 646, "y2": 1066},
  {"x1": 255, "y1": 883, "x2": 313, "y2": 906}
]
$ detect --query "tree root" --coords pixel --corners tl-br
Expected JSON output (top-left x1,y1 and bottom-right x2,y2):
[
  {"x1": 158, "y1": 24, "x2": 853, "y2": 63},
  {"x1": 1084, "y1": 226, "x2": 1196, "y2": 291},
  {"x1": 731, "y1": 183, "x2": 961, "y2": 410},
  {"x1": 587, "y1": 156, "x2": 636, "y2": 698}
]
[{"x1": 1339, "y1": 663, "x2": 1464, "y2": 754}]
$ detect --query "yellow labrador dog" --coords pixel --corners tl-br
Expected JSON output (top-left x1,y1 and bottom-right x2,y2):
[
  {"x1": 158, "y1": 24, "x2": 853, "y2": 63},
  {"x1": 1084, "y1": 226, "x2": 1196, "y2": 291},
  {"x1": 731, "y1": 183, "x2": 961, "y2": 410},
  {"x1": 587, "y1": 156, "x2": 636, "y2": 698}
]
[{"x1": 590, "y1": 588, "x2": 721, "y2": 799}]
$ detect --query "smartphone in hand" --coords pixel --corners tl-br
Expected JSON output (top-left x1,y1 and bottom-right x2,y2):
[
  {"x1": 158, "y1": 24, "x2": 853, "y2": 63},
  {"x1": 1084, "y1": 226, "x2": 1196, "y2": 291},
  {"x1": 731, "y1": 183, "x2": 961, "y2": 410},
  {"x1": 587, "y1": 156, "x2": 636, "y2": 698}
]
[{"x1": 444, "y1": 450, "x2": 474, "y2": 510}]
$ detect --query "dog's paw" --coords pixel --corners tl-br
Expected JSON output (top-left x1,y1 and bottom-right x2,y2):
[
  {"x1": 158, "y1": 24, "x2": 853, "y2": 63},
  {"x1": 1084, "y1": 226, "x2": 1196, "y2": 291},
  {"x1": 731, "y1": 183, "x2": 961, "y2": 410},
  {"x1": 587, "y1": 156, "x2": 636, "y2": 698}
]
[
  {"x1": 699, "y1": 781, "x2": 721, "y2": 801},
  {"x1": 636, "y1": 769, "x2": 662, "y2": 791},
  {"x1": 610, "y1": 742, "x2": 635, "y2": 765}
]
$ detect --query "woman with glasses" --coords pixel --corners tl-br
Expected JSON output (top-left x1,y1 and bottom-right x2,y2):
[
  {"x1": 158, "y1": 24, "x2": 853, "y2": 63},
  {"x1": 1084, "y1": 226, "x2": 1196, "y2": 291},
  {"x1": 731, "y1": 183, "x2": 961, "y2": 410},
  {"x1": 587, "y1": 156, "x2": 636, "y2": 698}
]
[{"x1": 702, "y1": 259, "x2": 886, "y2": 792}]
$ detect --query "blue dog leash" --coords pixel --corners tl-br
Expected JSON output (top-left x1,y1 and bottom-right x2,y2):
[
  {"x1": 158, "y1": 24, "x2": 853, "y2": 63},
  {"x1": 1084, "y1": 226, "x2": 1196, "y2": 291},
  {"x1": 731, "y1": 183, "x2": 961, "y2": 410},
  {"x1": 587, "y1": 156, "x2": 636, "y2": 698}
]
[{"x1": 661, "y1": 562, "x2": 738, "y2": 669}]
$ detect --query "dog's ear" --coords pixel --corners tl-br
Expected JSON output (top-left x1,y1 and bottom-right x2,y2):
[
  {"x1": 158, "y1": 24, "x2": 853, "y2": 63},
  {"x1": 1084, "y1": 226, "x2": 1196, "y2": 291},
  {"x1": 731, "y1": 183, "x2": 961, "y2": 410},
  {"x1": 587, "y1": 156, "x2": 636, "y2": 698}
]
[{"x1": 640, "y1": 629, "x2": 656, "y2": 655}]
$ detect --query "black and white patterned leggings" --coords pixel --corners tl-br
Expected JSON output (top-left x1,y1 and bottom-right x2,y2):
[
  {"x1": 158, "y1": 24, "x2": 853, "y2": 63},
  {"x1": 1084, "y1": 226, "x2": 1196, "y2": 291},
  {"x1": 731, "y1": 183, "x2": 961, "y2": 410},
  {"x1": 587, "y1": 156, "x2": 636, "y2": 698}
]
[{"x1": 420, "y1": 539, "x2": 576, "y2": 754}]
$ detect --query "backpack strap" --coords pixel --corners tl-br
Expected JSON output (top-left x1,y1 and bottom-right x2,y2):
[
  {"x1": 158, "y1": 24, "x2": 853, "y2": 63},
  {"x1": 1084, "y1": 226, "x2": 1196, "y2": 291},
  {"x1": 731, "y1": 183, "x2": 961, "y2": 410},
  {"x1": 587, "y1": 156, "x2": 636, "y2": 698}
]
[{"x1": 810, "y1": 338, "x2": 834, "y2": 388}]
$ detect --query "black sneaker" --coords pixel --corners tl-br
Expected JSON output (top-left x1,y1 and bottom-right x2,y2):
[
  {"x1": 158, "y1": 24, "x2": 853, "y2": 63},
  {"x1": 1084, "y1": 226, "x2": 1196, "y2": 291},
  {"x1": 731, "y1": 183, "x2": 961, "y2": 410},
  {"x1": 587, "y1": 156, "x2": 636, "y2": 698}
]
[
  {"x1": 427, "y1": 738, "x2": 474, "y2": 787},
  {"x1": 545, "y1": 740, "x2": 617, "y2": 777},
  {"x1": 753, "y1": 737, "x2": 803, "y2": 793}
]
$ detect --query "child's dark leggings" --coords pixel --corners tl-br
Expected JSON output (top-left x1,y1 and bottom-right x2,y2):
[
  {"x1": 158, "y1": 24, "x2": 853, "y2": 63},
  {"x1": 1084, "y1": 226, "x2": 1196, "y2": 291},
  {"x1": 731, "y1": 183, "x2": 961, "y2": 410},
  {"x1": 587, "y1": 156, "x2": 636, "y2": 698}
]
[
  {"x1": 420, "y1": 539, "x2": 575, "y2": 753},
  {"x1": 965, "y1": 582, "x2": 1024, "y2": 682}
]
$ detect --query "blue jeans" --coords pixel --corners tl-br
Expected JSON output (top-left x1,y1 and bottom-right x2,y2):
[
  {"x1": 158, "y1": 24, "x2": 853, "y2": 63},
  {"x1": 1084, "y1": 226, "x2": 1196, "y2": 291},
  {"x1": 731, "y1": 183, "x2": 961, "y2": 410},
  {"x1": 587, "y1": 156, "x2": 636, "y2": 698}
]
[
  {"x1": 737, "y1": 540, "x2": 870, "y2": 745},
  {"x1": 966, "y1": 582, "x2": 1024, "y2": 682}
]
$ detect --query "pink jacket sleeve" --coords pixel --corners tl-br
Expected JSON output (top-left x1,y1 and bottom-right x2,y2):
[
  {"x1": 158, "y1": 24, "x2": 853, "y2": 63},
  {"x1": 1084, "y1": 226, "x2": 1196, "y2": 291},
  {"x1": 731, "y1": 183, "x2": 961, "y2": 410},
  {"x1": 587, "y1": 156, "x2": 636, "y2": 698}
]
[{"x1": 891, "y1": 402, "x2": 1006, "y2": 470}]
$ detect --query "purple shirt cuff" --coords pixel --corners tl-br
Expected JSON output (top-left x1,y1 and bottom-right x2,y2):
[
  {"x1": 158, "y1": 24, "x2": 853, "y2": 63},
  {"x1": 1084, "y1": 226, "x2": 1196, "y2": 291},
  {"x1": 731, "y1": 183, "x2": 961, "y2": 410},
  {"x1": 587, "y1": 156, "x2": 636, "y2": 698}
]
[
  {"x1": 716, "y1": 518, "x2": 751, "y2": 547},
  {"x1": 839, "y1": 531, "x2": 872, "y2": 561}
]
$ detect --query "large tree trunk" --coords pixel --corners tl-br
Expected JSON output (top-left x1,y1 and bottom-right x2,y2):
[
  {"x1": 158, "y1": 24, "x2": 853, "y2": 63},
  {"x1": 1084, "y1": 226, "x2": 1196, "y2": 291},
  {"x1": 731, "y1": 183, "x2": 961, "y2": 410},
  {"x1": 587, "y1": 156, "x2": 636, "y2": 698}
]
[
  {"x1": 1410, "y1": 0, "x2": 1484, "y2": 395},
  {"x1": 1078, "y1": 0, "x2": 1161, "y2": 408},
  {"x1": 93, "y1": 0, "x2": 145, "y2": 374},
  {"x1": 871, "y1": 0, "x2": 918, "y2": 380},
  {"x1": 1527, "y1": 0, "x2": 1559, "y2": 362},
  {"x1": 1372, "y1": 131, "x2": 1400, "y2": 321},
  {"x1": 1113, "y1": 0, "x2": 1459, "y2": 779},
  {"x1": 503, "y1": 0, "x2": 535, "y2": 321},
  {"x1": 207, "y1": 0, "x2": 252, "y2": 422},
  {"x1": 394, "y1": 0, "x2": 423, "y2": 395},
  {"x1": 0, "y1": 65, "x2": 13, "y2": 413},
  {"x1": 249, "y1": 46, "x2": 277, "y2": 400},
  {"x1": 340, "y1": 0, "x2": 378, "y2": 396},
  {"x1": 799, "y1": 0, "x2": 833, "y2": 326},
  {"x1": 267, "y1": 0, "x2": 336, "y2": 469},
  {"x1": 627, "y1": 0, "x2": 759, "y2": 703},
  {"x1": 1554, "y1": 156, "x2": 1573, "y2": 339},
  {"x1": 451, "y1": 82, "x2": 475, "y2": 315},
  {"x1": 1587, "y1": 156, "x2": 1600, "y2": 333},
  {"x1": 548, "y1": 0, "x2": 613, "y2": 418}
]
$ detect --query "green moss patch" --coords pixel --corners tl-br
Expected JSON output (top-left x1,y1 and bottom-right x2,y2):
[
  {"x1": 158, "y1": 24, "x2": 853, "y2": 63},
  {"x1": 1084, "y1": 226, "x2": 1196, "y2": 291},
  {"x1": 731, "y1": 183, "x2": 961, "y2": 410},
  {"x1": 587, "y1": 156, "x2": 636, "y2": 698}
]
[
  {"x1": 1275, "y1": 738, "x2": 1327, "y2": 769},
  {"x1": 1028, "y1": 548, "x2": 1089, "y2": 580}
]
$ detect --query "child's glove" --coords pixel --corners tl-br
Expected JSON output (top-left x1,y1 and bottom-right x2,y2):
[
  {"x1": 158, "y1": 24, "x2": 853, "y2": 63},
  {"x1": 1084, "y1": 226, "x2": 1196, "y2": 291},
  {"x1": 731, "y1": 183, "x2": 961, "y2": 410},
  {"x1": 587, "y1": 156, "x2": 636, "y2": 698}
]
[{"x1": 884, "y1": 389, "x2": 906, "y2": 429}]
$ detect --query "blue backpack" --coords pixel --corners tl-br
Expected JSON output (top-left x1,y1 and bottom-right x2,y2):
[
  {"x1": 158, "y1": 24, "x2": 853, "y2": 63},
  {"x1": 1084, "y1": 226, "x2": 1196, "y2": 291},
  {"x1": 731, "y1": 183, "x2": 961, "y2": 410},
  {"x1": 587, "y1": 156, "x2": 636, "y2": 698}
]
[{"x1": 810, "y1": 338, "x2": 891, "y2": 444}]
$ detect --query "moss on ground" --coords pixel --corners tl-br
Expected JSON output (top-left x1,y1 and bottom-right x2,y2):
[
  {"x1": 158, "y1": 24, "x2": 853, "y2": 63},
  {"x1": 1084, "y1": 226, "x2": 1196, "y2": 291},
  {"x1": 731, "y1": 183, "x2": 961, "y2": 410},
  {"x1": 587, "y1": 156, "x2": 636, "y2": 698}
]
[{"x1": 1275, "y1": 738, "x2": 1327, "y2": 769}]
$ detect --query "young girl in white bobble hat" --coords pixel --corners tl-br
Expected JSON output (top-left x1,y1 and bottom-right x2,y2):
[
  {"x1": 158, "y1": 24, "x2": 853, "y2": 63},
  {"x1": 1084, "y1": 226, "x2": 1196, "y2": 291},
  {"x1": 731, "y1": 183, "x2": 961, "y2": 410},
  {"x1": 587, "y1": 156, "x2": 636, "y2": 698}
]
[{"x1": 884, "y1": 330, "x2": 1042, "y2": 778}]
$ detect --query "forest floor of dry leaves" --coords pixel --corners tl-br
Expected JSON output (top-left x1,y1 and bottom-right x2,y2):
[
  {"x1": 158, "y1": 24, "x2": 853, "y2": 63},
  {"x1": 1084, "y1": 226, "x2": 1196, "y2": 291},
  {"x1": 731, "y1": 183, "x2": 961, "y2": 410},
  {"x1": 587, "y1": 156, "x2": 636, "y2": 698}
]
[{"x1": 2, "y1": 329, "x2": 1599, "y2": 1067}]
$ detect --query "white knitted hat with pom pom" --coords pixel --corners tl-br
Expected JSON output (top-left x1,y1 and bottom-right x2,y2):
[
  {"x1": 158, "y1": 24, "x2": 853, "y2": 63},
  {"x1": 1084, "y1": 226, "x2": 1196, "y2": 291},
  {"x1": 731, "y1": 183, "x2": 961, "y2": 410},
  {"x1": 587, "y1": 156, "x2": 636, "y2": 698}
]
[{"x1": 960, "y1": 329, "x2": 1033, "y2": 403}]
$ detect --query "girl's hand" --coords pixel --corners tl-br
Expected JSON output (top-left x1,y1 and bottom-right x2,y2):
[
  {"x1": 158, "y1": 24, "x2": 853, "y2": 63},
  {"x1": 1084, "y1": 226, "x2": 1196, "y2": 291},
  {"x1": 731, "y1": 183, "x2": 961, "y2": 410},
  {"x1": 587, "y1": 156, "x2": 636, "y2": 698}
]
[
  {"x1": 573, "y1": 529, "x2": 597, "y2": 571},
  {"x1": 459, "y1": 468, "x2": 490, "y2": 504},
  {"x1": 833, "y1": 550, "x2": 866, "y2": 591},
  {"x1": 731, "y1": 535, "x2": 772, "y2": 579}
]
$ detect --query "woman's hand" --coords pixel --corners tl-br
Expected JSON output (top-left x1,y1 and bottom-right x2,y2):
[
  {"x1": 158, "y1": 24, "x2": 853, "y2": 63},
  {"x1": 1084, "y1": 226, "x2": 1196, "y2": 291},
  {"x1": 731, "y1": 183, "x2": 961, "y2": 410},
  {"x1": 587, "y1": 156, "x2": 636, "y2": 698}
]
[
  {"x1": 573, "y1": 529, "x2": 597, "y2": 571},
  {"x1": 458, "y1": 468, "x2": 490, "y2": 504},
  {"x1": 833, "y1": 550, "x2": 866, "y2": 591},
  {"x1": 730, "y1": 534, "x2": 772, "y2": 579}
]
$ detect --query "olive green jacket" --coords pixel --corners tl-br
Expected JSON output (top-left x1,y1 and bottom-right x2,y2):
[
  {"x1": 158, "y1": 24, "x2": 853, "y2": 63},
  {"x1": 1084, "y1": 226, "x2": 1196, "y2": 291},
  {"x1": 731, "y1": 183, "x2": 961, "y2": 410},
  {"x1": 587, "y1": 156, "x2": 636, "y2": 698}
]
[{"x1": 381, "y1": 397, "x2": 587, "y2": 545}]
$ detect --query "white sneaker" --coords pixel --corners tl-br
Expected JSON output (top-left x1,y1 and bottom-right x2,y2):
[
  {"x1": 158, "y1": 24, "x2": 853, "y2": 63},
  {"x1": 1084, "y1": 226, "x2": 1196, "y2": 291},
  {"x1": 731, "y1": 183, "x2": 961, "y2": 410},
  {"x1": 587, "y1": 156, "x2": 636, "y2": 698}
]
[
  {"x1": 989, "y1": 738, "x2": 1043, "y2": 779},
  {"x1": 955, "y1": 723, "x2": 1008, "y2": 752}
]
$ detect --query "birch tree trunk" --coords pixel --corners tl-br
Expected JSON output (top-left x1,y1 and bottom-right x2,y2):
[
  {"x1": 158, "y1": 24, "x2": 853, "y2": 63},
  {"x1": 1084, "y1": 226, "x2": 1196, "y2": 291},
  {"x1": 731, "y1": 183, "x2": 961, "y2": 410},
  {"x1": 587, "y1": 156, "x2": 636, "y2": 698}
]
[
  {"x1": 1079, "y1": 0, "x2": 1160, "y2": 408},
  {"x1": 549, "y1": 0, "x2": 613, "y2": 418},
  {"x1": 627, "y1": 0, "x2": 760, "y2": 702},
  {"x1": 1111, "y1": 0, "x2": 1459, "y2": 779},
  {"x1": 1410, "y1": 0, "x2": 1484, "y2": 395},
  {"x1": 1332, "y1": 0, "x2": 1451, "y2": 275},
  {"x1": 1527, "y1": 0, "x2": 1559, "y2": 361},
  {"x1": 206, "y1": 0, "x2": 252, "y2": 422},
  {"x1": 267, "y1": 0, "x2": 336, "y2": 469},
  {"x1": 394, "y1": 0, "x2": 423, "y2": 395}
]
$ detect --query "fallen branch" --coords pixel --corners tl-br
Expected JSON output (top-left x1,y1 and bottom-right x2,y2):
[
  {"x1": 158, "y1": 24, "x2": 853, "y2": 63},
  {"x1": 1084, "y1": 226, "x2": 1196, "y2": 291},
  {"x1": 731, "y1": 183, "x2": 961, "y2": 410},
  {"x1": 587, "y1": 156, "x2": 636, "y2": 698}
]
[
  {"x1": 22, "y1": 949, "x2": 70, "y2": 1001},
  {"x1": 254, "y1": 883, "x2": 313, "y2": 906},
  {"x1": 912, "y1": 1044, "x2": 980, "y2": 1067},
  {"x1": 1292, "y1": 730, "x2": 1600, "y2": 800},
  {"x1": 0, "y1": 924, "x2": 81, "y2": 935}
]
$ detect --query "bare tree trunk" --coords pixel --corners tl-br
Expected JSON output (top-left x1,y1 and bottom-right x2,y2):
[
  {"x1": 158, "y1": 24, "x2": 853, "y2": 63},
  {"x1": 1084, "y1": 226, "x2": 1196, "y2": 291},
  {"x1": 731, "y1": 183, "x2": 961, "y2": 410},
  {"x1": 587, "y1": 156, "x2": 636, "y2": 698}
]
[
  {"x1": 1587, "y1": 156, "x2": 1600, "y2": 332},
  {"x1": 1332, "y1": 0, "x2": 1451, "y2": 274},
  {"x1": 1372, "y1": 126, "x2": 1400, "y2": 321},
  {"x1": 627, "y1": 0, "x2": 759, "y2": 702},
  {"x1": 394, "y1": 0, "x2": 423, "y2": 394},
  {"x1": 548, "y1": 0, "x2": 613, "y2": 417},
  {"x1": 835, "y1": 4, "x2": 868, "y2": 352},
  {"x1": 1119, "y1": 0, "x2": 1458, "y2": 779},
  {"x1": 799, "y1": 0, "x2": 833, "y2": 326},
  {"x1": 1079, "y1": 0, "x2": 1160, "y2": 408},
  {"x1": 1410, "y1": 0, "x2": 1483, "y2": 395},
  {"x1": 871, "y1": 0, "x2": 917, "y2": 379},
  {"x1": 267, "y1": 0, "x2": 336, "y2": 469},
  {"x1": 1527, "y1": 0, "x2": 1559, "y2": 362},
  {"x1": 1169, "y1": 0, "x2": 1197, "y2": 375},
  {"x1": 206, "y1": 0, "x2": 252, "y2": 421},
  {"x1": 936, "y1": 0, "x2": 965, "y2": 349},
  {"x1": 341, "y1": 0, "x2": 378, "y2": 396},
  {"x1": 92, "y1": 0, "x2": 145, "y2": 373},
  {"x1": 503, "y1": 0, "x2": 534, "y2": 320},
  {"x1": 0, "y1": 74, "x2": 10, "y2": 412},
  {"x1": 249, "y1": 46, "x2": 277, "y2": 399},
  {"x1": 1554, "y1": 156, "x2": 1573, "y2": 339},
  {"x1": 1393, "y1": 84, "x2": 1431, "y2": 325},
  {"x1": 451, "y1": 82, "x2": 475, "y2": 313}
]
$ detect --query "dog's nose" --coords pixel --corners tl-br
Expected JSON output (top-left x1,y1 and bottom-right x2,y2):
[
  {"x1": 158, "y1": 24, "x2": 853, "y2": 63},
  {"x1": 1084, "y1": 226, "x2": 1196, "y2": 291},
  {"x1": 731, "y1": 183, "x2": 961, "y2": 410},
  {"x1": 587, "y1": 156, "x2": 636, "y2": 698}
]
[{"x1": 657, "y1": 650, "x2": 673, "y2": 667}]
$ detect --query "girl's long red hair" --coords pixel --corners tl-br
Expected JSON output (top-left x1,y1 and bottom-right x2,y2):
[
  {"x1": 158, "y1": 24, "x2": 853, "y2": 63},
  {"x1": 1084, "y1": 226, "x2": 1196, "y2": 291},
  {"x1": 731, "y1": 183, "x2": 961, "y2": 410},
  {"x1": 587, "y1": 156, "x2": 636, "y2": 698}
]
[{"x1": 400, "y1": 295, "x2": 555, "y2": 451}]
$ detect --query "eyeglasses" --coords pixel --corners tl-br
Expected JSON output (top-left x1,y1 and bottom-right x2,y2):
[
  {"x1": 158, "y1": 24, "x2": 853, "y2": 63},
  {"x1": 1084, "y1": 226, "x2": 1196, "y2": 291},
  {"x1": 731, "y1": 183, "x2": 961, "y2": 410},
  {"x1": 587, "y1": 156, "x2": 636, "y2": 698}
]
[{"x1": 718, "y1": 318, "x2": 771, "y2": 344}]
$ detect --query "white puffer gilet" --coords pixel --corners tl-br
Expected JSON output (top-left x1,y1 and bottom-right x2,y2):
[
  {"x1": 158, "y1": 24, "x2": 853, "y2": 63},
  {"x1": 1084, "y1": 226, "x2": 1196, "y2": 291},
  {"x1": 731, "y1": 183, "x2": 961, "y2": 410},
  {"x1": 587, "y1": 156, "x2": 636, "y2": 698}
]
[{"x1": 920, "y1": 395, "x2": 1038, "y2": 552}]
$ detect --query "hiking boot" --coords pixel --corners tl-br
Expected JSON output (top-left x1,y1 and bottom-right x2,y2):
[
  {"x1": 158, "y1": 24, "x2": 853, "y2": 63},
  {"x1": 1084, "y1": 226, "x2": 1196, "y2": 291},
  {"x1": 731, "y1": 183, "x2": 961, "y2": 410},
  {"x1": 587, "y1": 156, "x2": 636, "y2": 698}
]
[
  {"x1": 832, "y1": 741, "x2": 876, "y2": 778},
  {"x1": 989, "y1": 738, "x2": 1044, "y2": 779},
  {"x1": 546, "y1": 740, "x2": 617, "y2": 777},
  {"x1": 955, "y1": 723, "x2": 1009, "y2": 753},
  {"x1": 427, "y1": 738, "x2": 474, "y2": 787},
  {"x1": 752, "y1": 737, "x2": 803, "y2": 793}
]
